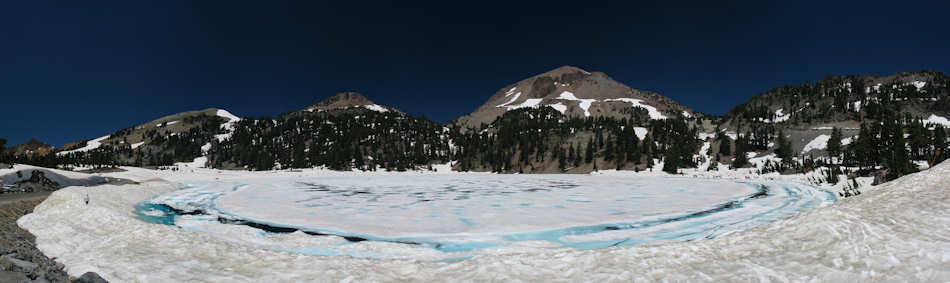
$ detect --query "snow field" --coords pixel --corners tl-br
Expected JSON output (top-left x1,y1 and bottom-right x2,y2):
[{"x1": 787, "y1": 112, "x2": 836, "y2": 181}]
[{"x1": 17, "y1": 163, "x2": 950, "y2": 282}]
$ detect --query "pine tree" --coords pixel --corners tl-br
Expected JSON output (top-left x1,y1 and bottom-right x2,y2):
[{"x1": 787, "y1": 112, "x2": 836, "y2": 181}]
[
  {"x1": 645, "y1": 150, "x2": 654, "y2": 169},
  {"x1": 913, "y1": 119, "x2": 932, "y2": 160},
  {"x1": 732, "y1": 135, "x2": 748, "y2": 169},
  {"x1": 292, "y1": 137, "x2": 307, "y2": 168},
  {"x1": 585, "y1": 138, "x2": 594, "y2": 164},
  {"x1": 662, "y1": 143, "x2": 680, "y2": 174},
  {"x1": 604, "y1": 137, "x2": 615, "y2": 161},
  {"x1": 0, "y1": 138, "x2": 6, "y2": 163},
  {"x1": 827, "y1": 127, "x2": 842, "y2": 160},
  {"x1": 934, "y1": 126, "x2": 948, "y2": 164},
  {"x1": 851, "y1": 123, "x2": 873, "y2": 169},
  {"x1": 614, "y1": 136, "x2": 625, "y2": 169},
  {"x1": 886, "y1": 119, "x2": 913, "y2": 178},
  {"x1": 558, "y1": 146, "x2": 567, "y2": 171},
  {"x1": 774, "y1": 130, "x2": 792, "y2": 162},
  {"x1": 718, "y1": 135, "x2": 731, "y2": 156},
  {"x1": 572, "y1": 143, "x2": 581, "y2": 167},
  {"x1": 568, "y1": 143, "x2": 576, "y2": 164}
]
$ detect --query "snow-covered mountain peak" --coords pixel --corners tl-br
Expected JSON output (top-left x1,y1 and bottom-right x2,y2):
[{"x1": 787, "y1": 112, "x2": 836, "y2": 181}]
[{"x1": 453, "y1": 66, "x2": 695, "y2": 129}]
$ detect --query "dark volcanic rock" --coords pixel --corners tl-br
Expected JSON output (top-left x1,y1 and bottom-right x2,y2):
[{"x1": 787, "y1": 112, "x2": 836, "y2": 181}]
[
  {"x1": 16, "y1": 171, "x2": 61, "y2": 192},
  {"x1": 0, "y1": 270, "x2": 28, "y2": 282},
  {"x1": 0, "y1": 197, "x2": 71, "y2": 282},
  {"x1": 73, "y1": 272, "x2": 108, "y2": 283}
]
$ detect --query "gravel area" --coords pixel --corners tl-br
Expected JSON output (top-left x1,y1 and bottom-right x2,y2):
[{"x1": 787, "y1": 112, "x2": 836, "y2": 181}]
[{"x1": 0, "y1": 193, "x2": 71, "y2": 282}]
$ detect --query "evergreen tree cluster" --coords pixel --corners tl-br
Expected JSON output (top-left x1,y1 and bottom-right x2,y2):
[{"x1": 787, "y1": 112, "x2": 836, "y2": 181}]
[
  {"x1": 40, "y1": 114, "x2": 228, "y2": 169},
  {"x1": 208, "y1": 109, "x2": 450, "y2": 171},
  {"x1": 451, "y1": 107, "x2": 699, "y2": 174},
  {"x1": 727, "y1": 72, "x2": 949, "y2": 127}
]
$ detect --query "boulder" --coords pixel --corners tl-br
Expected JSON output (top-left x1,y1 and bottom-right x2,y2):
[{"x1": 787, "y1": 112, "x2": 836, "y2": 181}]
[
  {"x1": 73, "y1": 272, "x2": 108, "y2": 283},
  {"x1": 0, "y1": 271, "x2": 28, "y2": 283},
  {"x1": 2, "y1": 254, "x2": 38, "y2": 272}
]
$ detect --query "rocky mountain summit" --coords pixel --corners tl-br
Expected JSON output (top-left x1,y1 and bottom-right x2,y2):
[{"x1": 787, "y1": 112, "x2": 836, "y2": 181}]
[
  {"x1": 452, "y1": 66, "x2": 696, "y2": 130},
  {"x1": 303, "y1": 92, "x2": 399, "y2": 114},
  {"x1": 2, "y1": 139, "x2": 54, "y2": 158}
]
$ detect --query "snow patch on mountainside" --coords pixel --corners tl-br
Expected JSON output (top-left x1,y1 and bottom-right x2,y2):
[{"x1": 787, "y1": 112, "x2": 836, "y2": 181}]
[
  {"x1": 925, "y1": 114, "x2": 950, "y2": 127},
  {"x1": 156, "y1": 121, "x2": 179, "y2": 128},
  {"x1": 362, "y1": 104, "x2": 389, "y2": 113},
  {"x1": 801, "y1": 134, "x2": 853, "y2": 154},
  {"x1": 802, "y1": 135, "x2": 830, "y2": 154},
  {"x1": 492, "y1": 90, "x2": 670, "y2": 119},
  {"x1": 633, "y1": 127, "x2": 648, "y2": 140},
  {"x1": 755, "y1": 109, "x2": 790, "y2": 123},
  {"x1": 548, "y1": 103, "x2": 567, "y2": 114},
  {"x1": 505, "y1": 87, "x2": 517, "y2": 97},
  {"x1": 215, "y1": 109, "x2": 241, "y2": 142},
  {"x1": 496, "y1": 92, "x2": 521, "y2": 108},
  {"x1": 131, "y1": 142, "x2": 145, "y2": 149},
  {"x1": 506, "y1": 99, "x2": 544, "y2": 110},
  {"x1": 57, "y1": 135, "x2": 110, "y2": 156},
  {"x1": 556, "y1": 91, "x2": 597, "y2": 117},
  {"x1": 603, "y1": 98, "x2": 667, "y2": 120},
  {"x1": 217, "y1": 109, "x2": 240, "y2": 122}
]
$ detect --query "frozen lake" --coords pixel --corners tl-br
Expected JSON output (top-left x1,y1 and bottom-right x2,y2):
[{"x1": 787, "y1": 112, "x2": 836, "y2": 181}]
[
  {"x1": 22, "y1": 165, "x2": 950, "y2": 282},
  {"x1": 145, "y1": 174, "x2": 835, "y2": 257}
]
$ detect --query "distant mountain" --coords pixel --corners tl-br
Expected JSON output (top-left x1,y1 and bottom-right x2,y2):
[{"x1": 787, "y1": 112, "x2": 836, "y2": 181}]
[
  {"x1": 714, "y1": 70, "x2": 950, "y2": 159},
  {"x1": 301, "y1": 92, "x2": 401, "y2": 114},
  {"x1": 724, "y1": 70, "x2": 949, "y2": 128},
  {"x1": 3, "y1": 138, "x2": 54, "y2": 157},
  {"x1": 452, "y1": 66, "x2": 697, "y2": 130},
  {"x1": 55, "y1": 108, "x2": 239, "y2": 167},
  {"x1": 208, "y1": 92, "x2": 450, "y2": 171}
]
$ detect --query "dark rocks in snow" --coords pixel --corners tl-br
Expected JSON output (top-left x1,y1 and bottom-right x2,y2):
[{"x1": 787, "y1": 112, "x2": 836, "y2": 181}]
[
  {"x1": 0, "y1": 196, "x2": 71, "y2": 282},
  {"x1": 0, "y1": 270, "x2": 28, "y2": 282},
  {"x1": 2, "y1": 254, "x2": 39, "y2": 272},
  {"x1": 73, "y1": 272, "x2": 108, "y2": 283}
]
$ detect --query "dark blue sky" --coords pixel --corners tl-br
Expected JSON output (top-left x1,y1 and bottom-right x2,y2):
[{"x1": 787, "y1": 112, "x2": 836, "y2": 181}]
[{"x1": 2, "y1": 1, "x2": 948, "y2": 146}]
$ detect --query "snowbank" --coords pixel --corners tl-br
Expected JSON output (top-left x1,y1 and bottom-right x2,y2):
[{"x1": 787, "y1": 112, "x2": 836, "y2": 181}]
[{"x1": 0, "y1": 164, "x2": 106, "y2": 187}]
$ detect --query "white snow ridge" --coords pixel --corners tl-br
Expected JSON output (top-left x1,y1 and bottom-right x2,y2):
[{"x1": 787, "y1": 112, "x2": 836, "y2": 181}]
[
  {"x1": 362, "y1": 104, "x2": 389, "y2": 113},
  {"x1": 56, "y1": 135, "x2": 110, "y2": 156}
]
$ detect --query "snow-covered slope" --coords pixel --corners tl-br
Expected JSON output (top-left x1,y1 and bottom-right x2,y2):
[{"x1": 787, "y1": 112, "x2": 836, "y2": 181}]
[{"x1": 56, "y1": 135, "x2": 110, "y2": 156}]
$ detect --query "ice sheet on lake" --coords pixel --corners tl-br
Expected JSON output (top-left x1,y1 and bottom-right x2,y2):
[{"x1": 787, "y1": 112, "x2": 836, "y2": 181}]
[{"x1": 148, "y1": 174, "x2": 833, "y2": 253}]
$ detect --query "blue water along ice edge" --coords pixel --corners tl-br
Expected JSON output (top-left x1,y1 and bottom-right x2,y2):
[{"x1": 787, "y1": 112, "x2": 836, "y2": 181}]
[
  {"x1": 133, "y1": 179, "x2": 836, "y2": 259},
  {"x1": 133, "y1": 201, "x2": 177, "y2": 225}
]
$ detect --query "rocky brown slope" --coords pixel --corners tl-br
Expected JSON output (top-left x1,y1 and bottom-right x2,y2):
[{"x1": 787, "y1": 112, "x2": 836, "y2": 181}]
[{"x1": 302, "y1": 92, "x2": 401, "y2": 114}]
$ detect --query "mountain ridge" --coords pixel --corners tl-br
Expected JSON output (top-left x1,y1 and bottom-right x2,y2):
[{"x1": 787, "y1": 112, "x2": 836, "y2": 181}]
[{"x1": 4, "y1": 67, "x2": 947, "y2": 177}]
